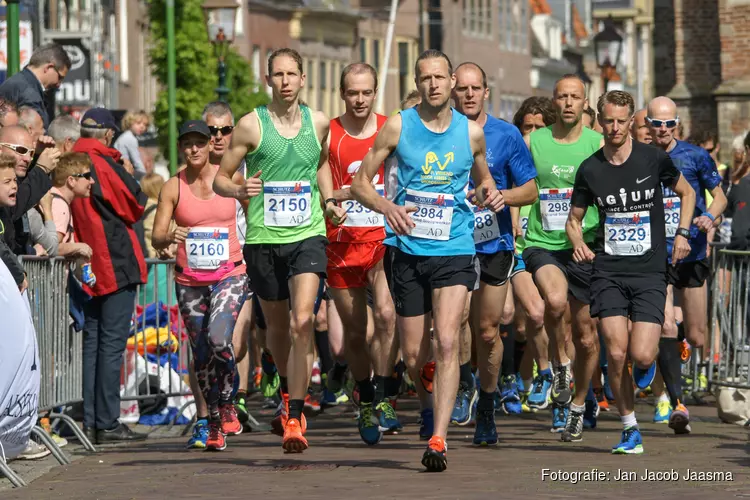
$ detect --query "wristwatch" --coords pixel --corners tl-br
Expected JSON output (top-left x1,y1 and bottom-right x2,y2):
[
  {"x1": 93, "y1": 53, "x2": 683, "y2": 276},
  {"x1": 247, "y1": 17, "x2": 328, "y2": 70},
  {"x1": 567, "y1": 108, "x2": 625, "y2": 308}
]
[
  {"x1": 324, "y1": 198, "x2": 337, "y2": 208},
  {"x1": 676, "y1": 227, "x2": 690, "y2": 240}
]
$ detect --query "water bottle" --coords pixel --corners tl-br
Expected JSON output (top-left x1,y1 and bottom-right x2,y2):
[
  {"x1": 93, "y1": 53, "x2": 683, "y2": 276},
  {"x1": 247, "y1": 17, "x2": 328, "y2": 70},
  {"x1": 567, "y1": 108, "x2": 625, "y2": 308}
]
[{"x1": 81, "y1": 262, "x2": 97, "y2": 287}]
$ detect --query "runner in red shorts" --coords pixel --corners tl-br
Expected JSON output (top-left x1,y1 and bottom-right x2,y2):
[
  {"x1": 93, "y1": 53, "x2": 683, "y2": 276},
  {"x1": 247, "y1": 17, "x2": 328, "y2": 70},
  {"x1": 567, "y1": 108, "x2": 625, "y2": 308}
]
[{"x1": 326, "y1": 62, "x2": 401, "y2": 444}]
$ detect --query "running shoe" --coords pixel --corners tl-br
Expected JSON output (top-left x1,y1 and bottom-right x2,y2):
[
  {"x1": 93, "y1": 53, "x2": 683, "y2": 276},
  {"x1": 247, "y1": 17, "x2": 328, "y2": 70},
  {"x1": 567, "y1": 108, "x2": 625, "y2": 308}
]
[
  {"x1": 376, "y1": 400, "x2": 402, "y2": 434},
  {"x1": 234, "y1": 395, "x2": 249, "y2": 424},
  {"x1": 450, "y1": 382, "x2": 477, "y2": 426},
  {"x1": 603, "y1": 372, "x2": 615, "y2": 402},
  {"x1": 499, "y1": 374, "x2": 522, "y2": 415},
  {"x1": 17, "y1": 440, "x2": 50, "y2": 460},
  {"x1": 320, "y1": 388, "x2": 349, "y2": 407},
  {"x1": 421, "y1": 436, "x2": 447, "y2": 472},
  {"x1": 219, "y1": 404, "x2": 242, "y2": 436},
  {"x1": 611, "y1": 427, "x2": 643, "y2": 454},
  {"x1": 271, "y1": 394, "x2": 308, "y2": 436},
  {"x1": 252, "y1": 367, "x2": 262, "y2": 389},
  {"x1": 358, "y1": 402, "x2": 383, "y2": 445},
  {"x1": 561, "y1": 408, "x2": 584, "y2": 442},
  {"x1": 550, "y1": 403, "x2": 568, "y2": 433},
  {"x1": 473, "y1": 407, "x2": 498, "y2": 446},
  {"x1": 262, "y1": 394, "x2": 279, "y2": 409},
  {"x1": 583, "y1": 386, "x2": 599, "y2": 428},
  {"x1": 669, "y1": 400, "x2": 691, "y2": 434},
  {"x1": 282, "y1": 418, "x2": 308, "y2": 453},
  {"x1": 304, "y1": 393, "x2": 321, "y2": 413},
  {"x1": 40, "y1": 417, "x2": 68, "y2": 448},
  {"x1": 594, "y1": 387, "x2": 609, "y2": 411},
  {"x1": 653, "y1": 399, "x2": 672, "y2": 423},
  {"x1": 261, "y1": 371, "x2": 280, "y2": 399},
  {"x1": 520, "y1": 391, "x2": 536, "y2": 413},
  {"x1": 419, "y1": 408, "x2": 434, "y2": 440},
  {"x1": 680, "y1": 339, "x2": 691, "y2": 364},
  {"x1": 311, "y1": 361, "x2": 322, "y2": 385},
  {"x1": 527, "y1": 372, "x2": 553, "y2": 410},
  {"x1": 552, "y1": 364, "x2": 572, "y2": 405},
  {"x1": 187, "y1": 419, "x2": 209, "y2": 449},
  {"x1": 632, "y1": 361, "x2": 657, "y2": 390},
  {"x1": 420, "y1": 361, "x2": 436, "y2": 394},
  {"x1": 205, "y1": 421, "x2": 226, "y2": 451}
]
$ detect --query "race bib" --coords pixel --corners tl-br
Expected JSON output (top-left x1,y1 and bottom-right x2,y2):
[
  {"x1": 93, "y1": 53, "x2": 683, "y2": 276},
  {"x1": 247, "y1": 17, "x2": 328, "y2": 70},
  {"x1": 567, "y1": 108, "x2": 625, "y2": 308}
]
[
  {"x1": 663, "y1": 196, "x2": 680, "y2": 238},
  {"x1": 186, "y1": 227, "x2": 229, "y2": 269},
  {"x1": 473, "y1": 207, "x2": 499, "y2": 244},
  {"x1": 539, "y1": 188, "x2": 572, "y2": 231},
  {"x1": 263, "y1": 181, "x2": 311, "y2": 227},
  {"x1": 520, "y1": 216, "x2": 529, "y2": 239},
  {"x1": 342, "y1": 184, "x2": 385, "y2": 228},
  {"x1": 605, "y1": 211, "x2": 651, "y2": 256},
  {"x1": 404, "y1": 189, "x2": 453, "y2": 241}
]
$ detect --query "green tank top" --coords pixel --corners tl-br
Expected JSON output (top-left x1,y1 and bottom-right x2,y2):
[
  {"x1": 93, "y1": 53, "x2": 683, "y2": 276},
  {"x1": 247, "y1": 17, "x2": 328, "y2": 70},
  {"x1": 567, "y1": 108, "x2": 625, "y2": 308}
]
[
  {"x1": 525, "y1": 126, "x2": 602, "y2": 251},
  {"x1": 515, "y1": 204, "x2": 532, "y2": 254},
  {"x1": 244, "y1": 105, "x2": 325, "y2": 245}
]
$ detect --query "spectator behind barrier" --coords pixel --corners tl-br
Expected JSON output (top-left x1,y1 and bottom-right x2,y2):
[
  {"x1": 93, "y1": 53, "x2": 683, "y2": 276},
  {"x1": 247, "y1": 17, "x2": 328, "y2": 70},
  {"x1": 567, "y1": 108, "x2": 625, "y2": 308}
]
[
  {"x1": 727, "y1": 131, "x2": 750, "y2": 251},
  {"x1": 0, "y1": 153, "x2": 25, "y2": 290},
  {"x1": 0, "y1": 98, "x2": 19, "y2": 129},
  {"x1": 69, "y1": 107, "x2": 148, "y2": 444},
  {"x1": 18, "y1": 106, "x2": 45, "y2": 146},
  {"x1": 50, "y1": 152, "x2": 94, "y2": 260},
  {"x1": 114, "y1": 111, "x2": 150, "y2": 181},
  {"x1": 48, "y1": 114, "x2": 81, "y2": 153}
]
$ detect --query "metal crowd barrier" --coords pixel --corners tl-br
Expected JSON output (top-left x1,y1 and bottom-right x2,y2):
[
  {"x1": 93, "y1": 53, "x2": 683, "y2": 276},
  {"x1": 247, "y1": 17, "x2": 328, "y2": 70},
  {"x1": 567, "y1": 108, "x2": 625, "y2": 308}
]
[{"x1": 709, "y1": 248, "x2": 750, "y2": 390}]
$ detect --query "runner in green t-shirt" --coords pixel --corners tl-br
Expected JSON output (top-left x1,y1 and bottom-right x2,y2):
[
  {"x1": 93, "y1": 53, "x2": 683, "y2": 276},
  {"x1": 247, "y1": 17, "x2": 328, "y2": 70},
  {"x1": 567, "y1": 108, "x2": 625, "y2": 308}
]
[
  {"x1": 519, "y1": 75, "x2": 603, "y2": 437},
  {"x1": 214, "y1": 48, "x2": 346, "y2": 454}
]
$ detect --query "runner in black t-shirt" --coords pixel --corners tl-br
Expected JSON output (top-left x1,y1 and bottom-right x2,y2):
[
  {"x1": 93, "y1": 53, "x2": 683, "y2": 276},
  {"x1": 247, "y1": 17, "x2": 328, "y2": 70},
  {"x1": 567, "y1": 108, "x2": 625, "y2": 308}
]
[{"x1": 566, "y1": 91, "x2": 696, "y2": 454}]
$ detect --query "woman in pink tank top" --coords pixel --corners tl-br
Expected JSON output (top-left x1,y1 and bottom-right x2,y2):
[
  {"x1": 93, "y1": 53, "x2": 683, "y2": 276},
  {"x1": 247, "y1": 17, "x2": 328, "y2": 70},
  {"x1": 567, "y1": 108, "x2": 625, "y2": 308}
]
[{"x1": 152, "y1": 120, "x2": 247, "y2": 452}]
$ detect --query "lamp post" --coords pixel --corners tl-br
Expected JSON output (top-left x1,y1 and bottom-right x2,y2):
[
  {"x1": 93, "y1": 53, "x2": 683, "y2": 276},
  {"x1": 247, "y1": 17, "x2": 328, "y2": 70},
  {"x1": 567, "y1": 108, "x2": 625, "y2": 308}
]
[
  {"x1": 5, "y1": 0, "x2": 20, "y2": 77},
  {"x1": 593, "y1": 16, "x2": 623, "y2": 93},
  {"x1": 203, "y1": 0, "x2": 240, "y2": 102}
]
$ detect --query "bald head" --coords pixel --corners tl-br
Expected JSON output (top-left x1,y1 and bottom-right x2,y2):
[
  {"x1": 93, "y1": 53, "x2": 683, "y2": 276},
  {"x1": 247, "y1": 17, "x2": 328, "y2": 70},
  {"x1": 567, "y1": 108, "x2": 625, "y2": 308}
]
[
  {"x1": 631, "y1": 109, "x2": 651, "y2": 144},
  {"x1": 646, "y1": 96, "x2": 680, "y2": 150},
  {"x1": 647, "y1": 96, "x2": 677, "y2": 119},
  {"x1": 0, "y1": 126, "x2": 33, "y2": 177}
]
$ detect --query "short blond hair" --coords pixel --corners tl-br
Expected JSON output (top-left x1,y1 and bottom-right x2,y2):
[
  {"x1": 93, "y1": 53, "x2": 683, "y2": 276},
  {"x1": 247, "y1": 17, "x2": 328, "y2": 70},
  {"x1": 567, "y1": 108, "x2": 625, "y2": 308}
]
[
  {"x1": 121, "y1": 110, "x2": 150, "y2": 131},
  {"x1": 141, "y1": 173, "x2": 164, "y2": 200},
  {"x1": 0, "y1": 153, "x2": 15, "y2": 170},
  {"x1": 52, "y1": 152, "x2": 91, "y2": 187}
]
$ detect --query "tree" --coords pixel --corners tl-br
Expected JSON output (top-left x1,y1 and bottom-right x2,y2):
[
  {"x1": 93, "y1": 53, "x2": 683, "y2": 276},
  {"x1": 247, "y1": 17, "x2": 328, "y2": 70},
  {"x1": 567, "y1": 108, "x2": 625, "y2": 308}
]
[{"x1": 147, "y1": 0, "x2": 267, "y2": 159}]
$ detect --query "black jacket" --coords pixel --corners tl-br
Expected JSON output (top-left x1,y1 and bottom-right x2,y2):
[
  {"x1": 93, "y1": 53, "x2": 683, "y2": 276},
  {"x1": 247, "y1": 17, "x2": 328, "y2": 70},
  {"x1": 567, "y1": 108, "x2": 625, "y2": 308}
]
[{"x1": 0, "y1": 68, "x2": 51, "y2": 128}]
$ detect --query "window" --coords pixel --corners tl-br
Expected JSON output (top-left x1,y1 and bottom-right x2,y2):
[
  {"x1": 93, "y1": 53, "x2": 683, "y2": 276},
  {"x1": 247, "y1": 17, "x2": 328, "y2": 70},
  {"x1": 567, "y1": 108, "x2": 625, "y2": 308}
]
[
  {"x1": 360, "y1": 38, "x2": 367, "y2": 62},
  {"x1": 498, "y1": 0, "x2": 505, "y2": 49},
  {"x1": 505, "y1": 1, "x2": 513, "y2": 49},
  {"x1": 469, "y1": 0, "x2": 476, "y2": 32},
  {"x1": 319, "y1": 60, "x2": 327, "y2": 111},
  {"x1": 252, "y1": 46, "x2": 261, "y2": 91},
  {"x1": 372, "y1": 39, "x2": 381, "y2": 72},
  {"x1": 519, "y1": 0, "x2": 528, "y2": 53},
  {"x1": 398, "y1": 42, "x2": 409, "y2": 101},
  {"x1": 462, "y1": 0, "x2": 467, "y2": 29}
]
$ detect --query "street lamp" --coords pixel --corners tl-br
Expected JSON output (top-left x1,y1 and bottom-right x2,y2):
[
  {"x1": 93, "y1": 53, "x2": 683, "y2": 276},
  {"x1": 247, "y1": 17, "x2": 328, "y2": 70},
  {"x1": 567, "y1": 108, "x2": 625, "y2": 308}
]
[
  {"x1": 202, "y1": 0, "x2": 240, "y2": 102},
  {"x1": 593, "y1": 16, "x2": 623, "y2": 92}
]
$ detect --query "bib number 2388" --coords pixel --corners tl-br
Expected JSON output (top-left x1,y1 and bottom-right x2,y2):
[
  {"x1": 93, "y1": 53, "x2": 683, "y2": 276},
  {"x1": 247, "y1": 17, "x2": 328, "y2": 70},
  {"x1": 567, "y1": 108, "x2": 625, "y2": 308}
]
[
  {"x1": 404, "y1": 189, "x2": 453, "y2": 241},
  {"x1": 264, "y1": 181, "x2": 312, "y2": 227},
  {"x1": 539, "y1": 188, "x2": 573, "y2": 231}
]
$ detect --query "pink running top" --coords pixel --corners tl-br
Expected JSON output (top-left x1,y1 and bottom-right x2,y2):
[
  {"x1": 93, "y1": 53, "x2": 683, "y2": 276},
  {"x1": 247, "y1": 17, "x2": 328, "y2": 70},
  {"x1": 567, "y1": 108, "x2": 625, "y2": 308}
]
[{"x1": 173, "y1": 166, "x2": 245, "y2": 286}]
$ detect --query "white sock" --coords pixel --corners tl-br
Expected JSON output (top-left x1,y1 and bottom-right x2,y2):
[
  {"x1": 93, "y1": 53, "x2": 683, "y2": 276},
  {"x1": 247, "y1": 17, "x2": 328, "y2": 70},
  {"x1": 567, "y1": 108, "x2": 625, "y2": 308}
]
[
  {"x1": 570, "y1": 402, "x2": 585, "y2": 413},
  {"x1": 621, "y1": 412, "x2": 638, "y2": 429},
  {"x1": 657, "y1": 392, "x2": 670, "y2": 404}
]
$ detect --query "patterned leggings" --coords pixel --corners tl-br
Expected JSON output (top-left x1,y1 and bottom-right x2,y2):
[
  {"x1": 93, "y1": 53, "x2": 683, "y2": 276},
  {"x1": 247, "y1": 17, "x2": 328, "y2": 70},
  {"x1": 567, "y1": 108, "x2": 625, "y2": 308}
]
[{"x1": 176, "y1": 275, "x2": 247, "y2": 416}]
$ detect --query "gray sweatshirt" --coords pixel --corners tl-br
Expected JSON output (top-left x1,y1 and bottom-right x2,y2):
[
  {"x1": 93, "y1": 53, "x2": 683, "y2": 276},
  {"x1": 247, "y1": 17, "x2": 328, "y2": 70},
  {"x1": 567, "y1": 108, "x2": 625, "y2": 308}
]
[{"x1": 114, "y1": 130, "x2": 146, "y2": 180}]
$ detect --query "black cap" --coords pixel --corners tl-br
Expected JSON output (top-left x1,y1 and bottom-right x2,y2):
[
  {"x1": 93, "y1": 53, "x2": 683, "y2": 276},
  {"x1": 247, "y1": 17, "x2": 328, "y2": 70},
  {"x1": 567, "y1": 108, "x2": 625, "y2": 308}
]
[
  {"x1": 178, "y1": 120, "x2": 211, "y2": 140},
  {"x1": 80, "y1": 108, "x2": 119, "y2": 131}
]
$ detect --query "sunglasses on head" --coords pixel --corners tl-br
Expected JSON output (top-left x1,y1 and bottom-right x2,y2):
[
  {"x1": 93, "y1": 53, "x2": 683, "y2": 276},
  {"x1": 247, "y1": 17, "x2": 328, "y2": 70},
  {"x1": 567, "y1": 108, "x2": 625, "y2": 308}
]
[
  {"x1": 0, "y1": 143, "x2": 34, "y2": 157},
  {"x1": 646, "y1": 117, "x2": 679, "y2": 129},
  {"x1": 208, "y1": 125, "x2": 234, "y2": 136},
  {"x1": 72, "y1": 172, "x2": 92, "y2": 180}
]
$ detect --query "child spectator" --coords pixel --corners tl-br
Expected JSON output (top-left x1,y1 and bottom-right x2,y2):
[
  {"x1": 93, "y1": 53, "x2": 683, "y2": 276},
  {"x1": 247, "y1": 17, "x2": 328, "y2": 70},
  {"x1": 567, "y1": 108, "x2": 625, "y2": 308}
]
[
  {"x1": 0, "y1": 154, "x2": 25, "y2": 291},
  {"x1": 50, "y1": 152, "x2": 94, "y2": 260}
]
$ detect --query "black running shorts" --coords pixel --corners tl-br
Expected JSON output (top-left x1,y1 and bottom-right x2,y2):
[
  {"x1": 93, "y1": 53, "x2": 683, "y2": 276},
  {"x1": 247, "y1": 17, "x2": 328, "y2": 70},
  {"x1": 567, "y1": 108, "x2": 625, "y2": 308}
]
[
  {"x1": 477, "y1": 251, "x2": 515, "y2": 287},
  {"x1": 667, "y1": 258, "x2": 710, "y2": 289},
  {"x1": 522, "y1": 246, "x2": 592, "y2": 304},
  {"x1": 590, "y1": 272, "x2": 667, "y2": 325}
]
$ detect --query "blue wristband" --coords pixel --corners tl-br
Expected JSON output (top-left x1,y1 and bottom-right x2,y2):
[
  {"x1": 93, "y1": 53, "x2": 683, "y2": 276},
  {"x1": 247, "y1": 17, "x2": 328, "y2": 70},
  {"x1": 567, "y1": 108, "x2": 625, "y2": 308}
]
[{"x1": 702, "y1": 212, "x2": 715, "y2": 222}]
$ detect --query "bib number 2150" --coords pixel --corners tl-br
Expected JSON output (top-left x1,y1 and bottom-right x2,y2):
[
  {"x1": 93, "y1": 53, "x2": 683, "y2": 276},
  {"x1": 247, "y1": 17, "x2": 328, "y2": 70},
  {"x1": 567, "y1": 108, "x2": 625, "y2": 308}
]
[{"x1": 263, "y1": 181, "x2": 312, "y2": 227}]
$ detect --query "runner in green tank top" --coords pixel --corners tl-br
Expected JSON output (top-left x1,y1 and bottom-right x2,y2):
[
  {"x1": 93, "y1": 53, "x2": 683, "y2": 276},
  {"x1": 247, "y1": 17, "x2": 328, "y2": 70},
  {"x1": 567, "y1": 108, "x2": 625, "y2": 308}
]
[
  {"x1": 519, "y1": 75, "x2": 604, "y2": 438},
  {"x1": 214, "y1": 48, "x2": 347, "y2": 455}
]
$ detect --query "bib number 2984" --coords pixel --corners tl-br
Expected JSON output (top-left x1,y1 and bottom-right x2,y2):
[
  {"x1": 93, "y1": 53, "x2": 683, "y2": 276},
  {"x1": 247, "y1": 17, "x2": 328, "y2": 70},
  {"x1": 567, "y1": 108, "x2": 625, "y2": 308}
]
[
  {"x1": 404, "y1": 189, "x2": 453, "y2": 241},
  {"x1": 264, "y1": 181, "x2": 312, "y2": 227}
]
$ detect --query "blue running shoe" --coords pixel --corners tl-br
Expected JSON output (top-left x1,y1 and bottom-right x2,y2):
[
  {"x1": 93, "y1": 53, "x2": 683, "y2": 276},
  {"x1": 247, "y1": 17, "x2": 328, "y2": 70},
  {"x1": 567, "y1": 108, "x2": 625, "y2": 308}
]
[
  {"x1": 632, "y1": 361, "x2": 656, "y2": 390},
  {"x1": 473, "y1": 407, "x2": 498, "y2": 446},
  {"x1": 187, "y1": 419, "x2": 209, "y2": 449},
  {"x1": 358, "y1": 402, "x2": 383, "y2": 445},
  {"x1": 583, "y1": 397, "x2": 598, "y2": 429},
  {"x1": 653, "y1": 399, "x2": 672, "y2": 423},
  {"x1": 500, "y1": 376, "x2": 522, "y2": 415},
  {"x1": 376, "y1": 401, "x2": 403, "y2": 434},
  {"x1": 450, "y1": 382, "x2": 477, "y2": 426},
  {"x1": 551, "y1": 403, "x2": 568, "y2": 433},
  {"x1": 419, "y1": 408, "x2": 434, "y2": 440},
  {"x1": 527, "y1": 372, "x2": 553, "y2": 410},
  {"x1": 612, "y1": 427, "x2": 644, "y2": 454},
  {"x1": 515, "y1": 372, "x2": 525, "y2": 393}
]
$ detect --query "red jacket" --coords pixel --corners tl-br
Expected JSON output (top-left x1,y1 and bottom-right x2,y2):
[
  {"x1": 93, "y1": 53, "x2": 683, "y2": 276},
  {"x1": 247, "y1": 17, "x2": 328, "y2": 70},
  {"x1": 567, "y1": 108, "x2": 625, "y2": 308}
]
[{"x1": 71, "y1": 138, "x2": 147, "y2": 296}]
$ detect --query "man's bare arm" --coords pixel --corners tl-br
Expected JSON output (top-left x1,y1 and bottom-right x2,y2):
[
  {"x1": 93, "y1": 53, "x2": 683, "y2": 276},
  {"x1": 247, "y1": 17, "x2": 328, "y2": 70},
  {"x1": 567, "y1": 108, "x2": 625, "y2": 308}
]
[
  {"x1": 502, "y1": 179, "x2": 537, "y2": 207},
  {"x1": 351, "y1": 115, "x2": 401, "y2": 213},
  {"x1": 214, "y1": 112, "x2": 258, "y2": 199}
]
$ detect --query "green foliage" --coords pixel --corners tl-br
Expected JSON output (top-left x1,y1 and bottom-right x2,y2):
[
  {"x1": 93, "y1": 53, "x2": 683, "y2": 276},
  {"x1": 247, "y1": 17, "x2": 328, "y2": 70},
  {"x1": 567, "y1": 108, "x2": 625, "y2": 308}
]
[{"x1": 147, "y1": 0, "x2": 267, "y2": 157}]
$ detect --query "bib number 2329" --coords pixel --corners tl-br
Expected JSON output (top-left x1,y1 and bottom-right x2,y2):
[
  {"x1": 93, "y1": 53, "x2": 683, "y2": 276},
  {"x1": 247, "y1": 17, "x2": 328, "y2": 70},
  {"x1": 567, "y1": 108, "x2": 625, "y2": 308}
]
[
  {"x1": 604, "y1": 211, "x2": 651, "y2": 256},
  {"x1": 264, "y1": 181, "x2": 312, "y2": 227},
  {"x1": 539, "y1": 188, "x2": 572, "y2": 231},
  {"x1": 404, "y1": 189, "x2": 453, "y2": 241}
]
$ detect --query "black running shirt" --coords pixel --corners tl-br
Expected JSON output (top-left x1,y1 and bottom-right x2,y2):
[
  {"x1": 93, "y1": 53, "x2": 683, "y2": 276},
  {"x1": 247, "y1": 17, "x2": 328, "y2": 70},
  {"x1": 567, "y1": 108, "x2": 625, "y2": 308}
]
[{"x1": 571, "y1": 141, "x2": 680, "y2": 274}]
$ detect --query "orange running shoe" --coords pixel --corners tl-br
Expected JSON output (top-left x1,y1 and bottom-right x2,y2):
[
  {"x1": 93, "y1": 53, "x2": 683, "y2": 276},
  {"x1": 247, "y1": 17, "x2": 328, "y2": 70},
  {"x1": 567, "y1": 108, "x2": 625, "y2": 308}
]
[
  {"x1": 282, "y1": 418, "x2": 308, "y2": 453},
  {"x1": 680, "y1": 340, "x2": 692, "y2": 364},
  {"x1": 271, "y1": 394, "x2": 308, "y2": 436},
  {"x1": 205, "y1": 421, "x2": 226, "y2": 451},
  {"x1": 420, "y1": 361, "x2": 436, "y2": 394},
  {"x1": 219, "y1": 404, "x2": 242, "y2": 436},
  {"x1": 421, "y1": 435, "x2": 447, "y2": 472},
  {"x1": 304, "y1": 393, "x2": 321, "y2": 413},
  {"x1": 253, "y1": 367, "x2": 262, "y2": 389}
]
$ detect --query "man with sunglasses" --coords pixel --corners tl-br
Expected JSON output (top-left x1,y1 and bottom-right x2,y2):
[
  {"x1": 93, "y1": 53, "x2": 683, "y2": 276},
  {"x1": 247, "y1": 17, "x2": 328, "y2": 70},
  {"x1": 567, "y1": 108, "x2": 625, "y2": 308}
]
[
  {"x1": 646, "y1": 96, "x2": 727, "y2": 436},
  {"x1": 0, "y1": 43, "x2": 71, "y2": 129}
]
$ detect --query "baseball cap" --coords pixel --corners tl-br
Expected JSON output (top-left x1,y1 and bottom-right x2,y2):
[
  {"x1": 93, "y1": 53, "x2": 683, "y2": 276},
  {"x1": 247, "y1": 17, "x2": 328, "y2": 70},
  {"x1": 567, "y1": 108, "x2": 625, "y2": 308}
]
[
  {"x1": 80, "y1": 108, "x2": 119, "y2": 131},
  {"x1": 178, "y1": 120, "x2": 211, "y2": 140}
]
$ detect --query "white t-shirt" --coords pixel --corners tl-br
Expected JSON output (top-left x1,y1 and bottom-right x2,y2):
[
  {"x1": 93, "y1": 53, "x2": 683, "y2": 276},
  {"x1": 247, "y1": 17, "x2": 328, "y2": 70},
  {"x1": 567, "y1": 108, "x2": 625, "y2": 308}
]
[{"x1": 0, "y1": 261, "x2": 40, "y2": 460}]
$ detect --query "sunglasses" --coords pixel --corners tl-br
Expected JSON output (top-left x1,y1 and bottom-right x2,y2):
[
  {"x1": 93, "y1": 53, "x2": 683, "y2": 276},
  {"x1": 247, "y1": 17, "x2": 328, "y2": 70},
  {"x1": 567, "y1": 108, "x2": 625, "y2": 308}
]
[
  {"x1": 72, "y1": 172, "x2": 92, "y2": 180},
  {"x1": 0, "y1": 143, "x2": 35, "y2": 157},
  {"x1": 646, "y1": 117, "x2": 679, "y2": 129},
  {"x1": 208, "y1": 125, "x2": 234, "y2": 136}
]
